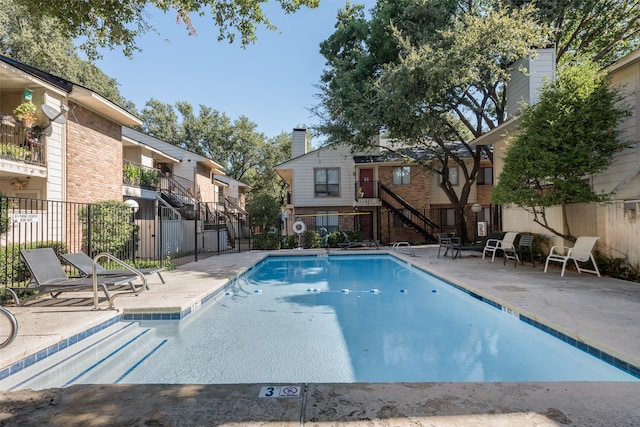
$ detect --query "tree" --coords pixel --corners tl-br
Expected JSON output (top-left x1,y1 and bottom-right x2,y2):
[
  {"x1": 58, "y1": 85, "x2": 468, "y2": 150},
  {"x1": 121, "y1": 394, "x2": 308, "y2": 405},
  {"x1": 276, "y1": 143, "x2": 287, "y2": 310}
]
[
  {"x1": 510, "y1": 0, "x2": 640, "y2": 66},
  {"x1": 0, "y1": 0, "x2": 132, "y2": 110},
  {"x1": 314, "y1": 0, "x2": 550, "y2": 241},
  {"x1": 314, "y1": 0, "x2": 640, "y2": 242},
  {"x1": 139, "y1": 99, "x2": 290, "y2": 202},
  {"x1": 14, "y1": 0, "x2": 320, "y2": 60},
  {"x1": 246, "y1": 194, "x2": 281, "y2": 232},
  {"x1": 491, "y1": 58, "x2": 633, "y2": 242}
]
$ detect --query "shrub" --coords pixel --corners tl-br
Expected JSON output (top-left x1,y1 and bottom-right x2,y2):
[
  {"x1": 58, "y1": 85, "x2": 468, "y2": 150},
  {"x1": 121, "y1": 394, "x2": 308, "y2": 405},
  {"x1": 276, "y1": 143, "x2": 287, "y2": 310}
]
[
  {"x1": 595, "y1": 254, "x2": 640, "y2": 283},
  {"x1": 78, "y1": 201, "x2": 138, "y2": 258},
  {"x1": 253, "y1": 232, "x2": 281, "y2": 250},
  {"x1": 0, "y1": 194, "x2": 8, "y2": 236},
  {"x1": 0, "y1": 241, "x2": 67, "y2": 286},
  {"x1": 301, "y1": 230, "x2": 320, "y2": 248}
]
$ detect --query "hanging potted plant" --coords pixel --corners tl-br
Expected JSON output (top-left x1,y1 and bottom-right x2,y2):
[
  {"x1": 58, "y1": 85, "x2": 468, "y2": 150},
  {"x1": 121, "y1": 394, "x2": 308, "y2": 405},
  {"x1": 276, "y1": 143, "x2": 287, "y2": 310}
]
[{"x1": 13, "y1": 102, "x2": 37, "y2": 128}]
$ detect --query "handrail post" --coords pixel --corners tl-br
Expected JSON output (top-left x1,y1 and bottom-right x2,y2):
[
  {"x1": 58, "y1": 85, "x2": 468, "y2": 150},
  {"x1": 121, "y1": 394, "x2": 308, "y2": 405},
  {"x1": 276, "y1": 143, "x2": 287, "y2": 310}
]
[
  {"x1": 91, "y1": 253, "x2": 147, "y2": 310},
  {"x1": 0, "y1": 306, "x2": 18, "y2": 348}
]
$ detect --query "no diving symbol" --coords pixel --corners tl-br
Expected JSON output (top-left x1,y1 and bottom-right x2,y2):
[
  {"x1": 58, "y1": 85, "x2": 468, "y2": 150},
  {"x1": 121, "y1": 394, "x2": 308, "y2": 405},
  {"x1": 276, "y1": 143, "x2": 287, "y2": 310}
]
[
  {"x1": 281, "y1": 386, "x2": 299, "y2": 396},
  {"x1": 259, "y1": 385, "x2": 301, "y2": 398}
]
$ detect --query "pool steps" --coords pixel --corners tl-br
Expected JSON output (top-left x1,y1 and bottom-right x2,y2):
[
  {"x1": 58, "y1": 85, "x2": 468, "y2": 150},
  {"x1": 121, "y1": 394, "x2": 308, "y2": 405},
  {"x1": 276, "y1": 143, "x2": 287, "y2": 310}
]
[{"x1": 0, "y1": 322, "x2": 166, "y2": 390}]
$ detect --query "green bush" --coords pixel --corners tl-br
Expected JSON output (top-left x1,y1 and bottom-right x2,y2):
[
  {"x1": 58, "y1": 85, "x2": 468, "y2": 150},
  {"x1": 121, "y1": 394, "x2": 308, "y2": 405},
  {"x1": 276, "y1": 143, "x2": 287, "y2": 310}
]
[
  {"x1": 79, "y1": 200, "x2": 138, "y2": 258},
  {"x1": 301, "y1": 230, "x2": 320, "y2": 248},
  {"x1": 595, "y1": 254, "x2": 640, "y2": 283},
  {"x1": 253, "y1": 232, "x2": 281, "y2": 250},
  {"x1": 0, "y1": 194, "x2": 8, "y2": 236},
  {"x1": 280, "y1": 234, "x2": 298, "y2": 249},
  {"x1": 0, "y1": 241, "x2": 67, "y2": 286},
  {"x1": 327, "y1": 231, "x2": 344, "y2": 247}
]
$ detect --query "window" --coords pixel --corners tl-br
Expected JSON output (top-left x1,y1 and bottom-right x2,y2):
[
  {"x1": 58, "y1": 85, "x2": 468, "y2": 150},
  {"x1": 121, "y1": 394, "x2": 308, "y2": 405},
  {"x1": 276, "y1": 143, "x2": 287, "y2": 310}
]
[
  {"x1": 315, "y1": 168, "x2": 339, "y2": 197},
  {"x1": 392, "y1": 166, "x2": 411, "y2": 185},
  {"x1": 477, "y1": 167, "x2": 493, "y2": 185},
  {"x1": 393, "y1": 209, "x2": 411, "y2": 227},
  {"x1": 438, "y1": 167, "x2": 458, "y2": 185},
  {"x1": 316, "y1": 211, "x2": 338, "y2": 232},
  {"x1": 439, "y1": 208, "x2": 456, "y2": 226}
]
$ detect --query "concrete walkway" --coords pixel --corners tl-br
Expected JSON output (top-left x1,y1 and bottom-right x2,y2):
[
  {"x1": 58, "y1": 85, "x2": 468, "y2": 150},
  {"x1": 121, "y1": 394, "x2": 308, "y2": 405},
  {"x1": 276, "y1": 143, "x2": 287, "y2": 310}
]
[{"x1": 1, "y1": 247, "x2": 639, "y2": 426}]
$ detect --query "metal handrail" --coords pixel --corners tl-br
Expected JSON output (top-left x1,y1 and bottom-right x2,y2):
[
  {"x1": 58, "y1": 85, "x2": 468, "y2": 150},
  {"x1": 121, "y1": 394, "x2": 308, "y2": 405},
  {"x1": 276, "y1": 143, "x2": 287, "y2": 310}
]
[
  {"x1": 92, "y1": 253, "x2": 147, "y2": 310},
  {"x1": 0, "y1": 306, "x2": 18, "y2": 348}
]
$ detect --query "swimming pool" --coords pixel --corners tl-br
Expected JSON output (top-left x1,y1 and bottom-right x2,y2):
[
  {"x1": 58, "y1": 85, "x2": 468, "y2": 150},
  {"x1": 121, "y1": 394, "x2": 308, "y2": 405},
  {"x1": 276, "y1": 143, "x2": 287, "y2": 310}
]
[{"x1": 2, "y1": 255, "x2": 638, "y2": 389}]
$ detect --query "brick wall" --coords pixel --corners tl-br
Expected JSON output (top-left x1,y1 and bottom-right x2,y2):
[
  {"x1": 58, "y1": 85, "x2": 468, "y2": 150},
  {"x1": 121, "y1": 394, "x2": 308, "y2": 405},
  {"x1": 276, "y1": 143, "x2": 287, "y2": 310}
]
[{"x1": 66, "y1": 102, "x2": 122, "y2": 203}]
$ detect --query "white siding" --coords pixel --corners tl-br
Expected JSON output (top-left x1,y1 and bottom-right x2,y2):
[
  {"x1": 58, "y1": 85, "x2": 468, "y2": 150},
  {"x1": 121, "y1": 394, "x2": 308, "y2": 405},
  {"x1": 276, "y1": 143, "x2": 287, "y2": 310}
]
[
  {"x1": 291, "y1": 144, "x2": 356, "y2": 207},
  {"x1": 43, "y1": 93, "x2": 65, "y2": 201},
  {"x1": 593, "y1": 60, "x2": 640, "y2": 200},
  {"x1": 507, "y1": 48, "x2": 556, "y2": 118}
]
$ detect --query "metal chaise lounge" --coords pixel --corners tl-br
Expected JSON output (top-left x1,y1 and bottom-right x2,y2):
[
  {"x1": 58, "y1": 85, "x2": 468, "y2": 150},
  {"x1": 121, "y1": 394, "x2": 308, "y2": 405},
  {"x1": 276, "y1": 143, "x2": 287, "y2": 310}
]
[
  {"x1": 62, "y1": 252, "x2": 165, "y2": 284},
  {"x1": 338, "y1": 231, "x2": 379, "y2": 249},
  {"x1": 7, "y1": 248, "x2": 140, "y2": 306}
]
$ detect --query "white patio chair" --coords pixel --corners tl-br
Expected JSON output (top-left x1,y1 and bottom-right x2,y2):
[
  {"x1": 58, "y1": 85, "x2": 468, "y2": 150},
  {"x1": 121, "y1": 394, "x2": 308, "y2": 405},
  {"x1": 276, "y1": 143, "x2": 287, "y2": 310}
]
[
  {"x1": 482, "y1": 232, "x2": 518, "y2": 262},
  {"x1": 544, "y1": 236, "x2": 600, "y2": 277}
]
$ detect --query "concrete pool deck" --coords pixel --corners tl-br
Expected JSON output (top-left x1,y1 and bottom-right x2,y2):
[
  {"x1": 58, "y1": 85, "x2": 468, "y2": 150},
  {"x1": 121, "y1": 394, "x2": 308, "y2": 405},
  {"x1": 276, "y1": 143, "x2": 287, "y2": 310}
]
[{"x1": 1, "y1": 247, "x2": 640, "y2": 426}]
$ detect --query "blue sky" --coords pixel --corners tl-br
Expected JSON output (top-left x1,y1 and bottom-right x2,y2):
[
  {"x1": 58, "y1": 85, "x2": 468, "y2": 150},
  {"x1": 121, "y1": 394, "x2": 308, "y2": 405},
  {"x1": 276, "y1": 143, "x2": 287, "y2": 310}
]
[{"x1": 96, "y1": 1, "x2": 374, "y2": 143}]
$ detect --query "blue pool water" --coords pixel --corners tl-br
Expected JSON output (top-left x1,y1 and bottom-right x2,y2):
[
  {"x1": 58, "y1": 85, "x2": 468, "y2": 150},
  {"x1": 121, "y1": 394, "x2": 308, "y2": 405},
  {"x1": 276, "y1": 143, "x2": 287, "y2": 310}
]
[{"x1": 3, "y1": 255, "x2": 638, "y2": 389}]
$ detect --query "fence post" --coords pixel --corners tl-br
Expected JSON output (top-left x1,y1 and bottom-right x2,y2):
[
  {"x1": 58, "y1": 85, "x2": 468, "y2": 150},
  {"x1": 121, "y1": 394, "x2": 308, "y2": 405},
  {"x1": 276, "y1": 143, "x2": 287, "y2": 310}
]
[
  {"x1": 86, "y1": 204, "x2": 92, "y2": 255},
  {"x1": 158, "y1": 201, "x2": 163, "y2": 268},
  {"x1": 194, "y1": 203, "x2": 199, "y2": 262}
]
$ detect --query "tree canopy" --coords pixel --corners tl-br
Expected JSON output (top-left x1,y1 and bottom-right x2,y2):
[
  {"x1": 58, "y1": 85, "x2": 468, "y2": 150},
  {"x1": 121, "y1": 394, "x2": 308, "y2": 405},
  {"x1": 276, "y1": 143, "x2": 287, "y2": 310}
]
[
  {"x1": 314, "y1": 0, "x2": 550, "y2": 240},
  {"x1": 139, "y1": 100, "x2": 292, "y2": 202},
  {"x1": 491, "y1": 58, "x2": 633, "y2": 241},
  {"x1": 313, "y1": 0, "x2": 640, "y2": 240},
  {"x1": 0, "y1": 0, "x2": 133, "y2": 110},
  {"x1": 13, "y1": 0, "x2": 320, "y2": 60}
]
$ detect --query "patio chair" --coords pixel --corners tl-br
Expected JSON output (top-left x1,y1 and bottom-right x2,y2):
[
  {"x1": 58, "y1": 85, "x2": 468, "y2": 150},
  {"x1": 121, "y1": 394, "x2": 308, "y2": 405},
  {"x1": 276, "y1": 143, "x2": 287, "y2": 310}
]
[
  {"x1": 437, "y1": 232, "x2": 460, "y2": 258},
  {"x1": 338, "y1": 231, "x2": 379, "y2": 249},
  {"x1": 7, "y1": 248, "x2": 140, "y2": 306},
  {"x1": 454, "y1": 232, "x2": 506, "y2": 257},
  {"x1": 482, "y1": 232, "x2": 518, "y2": 262},
  {"x1": 62, "y1": 252, "x2": 165, "y2": 284},
  {"x1": 516, "y1": 235, "x2": 535, "y2": 267},
  {"x1": 544, "y1": 236, "x2": 600, "y2": 277}
]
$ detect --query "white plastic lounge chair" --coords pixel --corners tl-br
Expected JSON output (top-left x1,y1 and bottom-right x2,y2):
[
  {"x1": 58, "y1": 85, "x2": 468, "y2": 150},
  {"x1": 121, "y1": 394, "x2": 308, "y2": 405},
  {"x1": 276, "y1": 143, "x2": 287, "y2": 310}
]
[
  {"x1": 482, "y1": 232, "x2": 518, "y2": 262},
  {"x1": 7, "y1": 248, "x2": 140, "y2": 306},
  {"x1": 338, "y1": 231, "x2": 379, "y2": 249},
  {"x1": 544, "y1": 236, "x2": 600, "y2": 277},
  {"x1": 62, "y1": 252, "x2": 165, "y2": 284}
]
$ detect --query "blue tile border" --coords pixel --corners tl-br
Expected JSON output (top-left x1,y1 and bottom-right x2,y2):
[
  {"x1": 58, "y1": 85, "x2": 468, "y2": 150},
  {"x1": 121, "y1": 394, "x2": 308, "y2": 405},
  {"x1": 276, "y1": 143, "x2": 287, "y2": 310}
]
[{"x1": 0, "y1": 315, "x2": 121, "y2": 382}]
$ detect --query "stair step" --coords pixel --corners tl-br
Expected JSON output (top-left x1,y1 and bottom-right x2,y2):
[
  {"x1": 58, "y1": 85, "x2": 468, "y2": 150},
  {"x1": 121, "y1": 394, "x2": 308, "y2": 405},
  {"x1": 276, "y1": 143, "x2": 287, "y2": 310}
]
[{"x1": 1, "y1": 321, "x2": 166, "y2": 390}]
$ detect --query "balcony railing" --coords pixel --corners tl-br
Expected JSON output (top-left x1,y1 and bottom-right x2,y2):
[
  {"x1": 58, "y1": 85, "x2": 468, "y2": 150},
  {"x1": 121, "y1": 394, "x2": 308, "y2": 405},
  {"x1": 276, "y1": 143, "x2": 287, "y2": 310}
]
[
  {"x1": 0, "y1": 122, "x2": 45, "y2": 166},
  {"x1": 122, "y1": 161, "x2": 160, "y2": 190},
  {"x1": 355, "y1": 180, "x2": 379, "y2": 199}
]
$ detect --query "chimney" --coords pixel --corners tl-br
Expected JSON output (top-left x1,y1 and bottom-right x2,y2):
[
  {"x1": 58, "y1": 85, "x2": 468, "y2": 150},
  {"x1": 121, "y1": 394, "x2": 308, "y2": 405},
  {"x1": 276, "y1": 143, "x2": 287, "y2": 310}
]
[
  {"x1": 507, "y1": 46, "x2": 556, "y2": 119},
  {"x1": 292, "y1": 128, "x2": 307, "y2": 158}
]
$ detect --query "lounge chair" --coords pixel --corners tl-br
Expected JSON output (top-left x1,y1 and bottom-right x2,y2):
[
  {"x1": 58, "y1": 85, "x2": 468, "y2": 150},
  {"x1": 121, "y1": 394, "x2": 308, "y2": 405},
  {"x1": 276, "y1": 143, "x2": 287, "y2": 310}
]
[
  {"x1": 482, "y1": 232, "x2": 518, "y2": 262},
  {"x1": 544, "y1": 236, "x2": 600, "y2": 277},
  {"x1": 338, "y1": 231, "x2": 379, "y2": 249},
  {"x1": 453, "y1": 232, "x2": 506, "y2": 257},
  {"x1": 62, "y1": 252, "x2": 165, "y2": 284},
  {"x1": 7, "y1": 248, "x2": 140, "y2": 306}
]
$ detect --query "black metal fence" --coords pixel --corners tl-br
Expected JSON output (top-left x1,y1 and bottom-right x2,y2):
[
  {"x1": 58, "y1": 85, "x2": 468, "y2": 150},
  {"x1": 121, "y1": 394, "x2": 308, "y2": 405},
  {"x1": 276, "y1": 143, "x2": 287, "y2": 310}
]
[{"x1": 0, "y1": 196, "x2": 251, "y2": 290}]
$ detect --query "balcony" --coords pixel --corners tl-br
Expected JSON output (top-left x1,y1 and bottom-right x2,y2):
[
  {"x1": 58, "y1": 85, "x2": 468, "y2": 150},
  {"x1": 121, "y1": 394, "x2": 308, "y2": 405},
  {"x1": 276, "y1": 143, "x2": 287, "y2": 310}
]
[
  {"x1": 122, "y1": 161, "x2": 160, "y2": 199},
  {"x1": 354, "y1": 180, "x2": 381, "y2": 207},
  {"x1": 0, "y1": 121, "x2": 45, "y2": 167}
]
